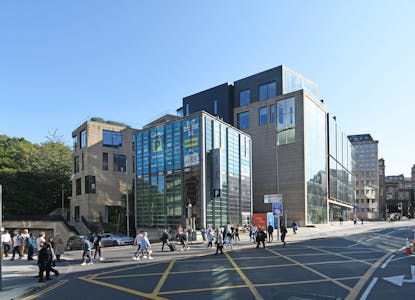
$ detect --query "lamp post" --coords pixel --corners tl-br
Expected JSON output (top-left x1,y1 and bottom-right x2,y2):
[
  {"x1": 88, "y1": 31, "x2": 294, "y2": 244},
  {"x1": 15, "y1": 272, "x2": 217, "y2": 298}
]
[
  {"x1": 125, "y1": 161, "x2": 130, "y2": 237},
  {"x1": 61, "y1": 184, "x2": 64, "y2": 218}
]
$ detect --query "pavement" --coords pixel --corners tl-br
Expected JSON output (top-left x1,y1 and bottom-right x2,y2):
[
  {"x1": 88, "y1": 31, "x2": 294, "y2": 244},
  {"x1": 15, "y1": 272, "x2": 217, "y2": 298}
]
[{"x1": 1, "y1": 219, "x2": 414, "y2": 300}]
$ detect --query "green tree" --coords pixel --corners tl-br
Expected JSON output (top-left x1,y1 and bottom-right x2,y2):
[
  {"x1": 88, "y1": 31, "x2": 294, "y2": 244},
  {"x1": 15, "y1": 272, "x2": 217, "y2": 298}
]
[{"x1": 0, "y1": 134, "x2": 72, "y2": 216}]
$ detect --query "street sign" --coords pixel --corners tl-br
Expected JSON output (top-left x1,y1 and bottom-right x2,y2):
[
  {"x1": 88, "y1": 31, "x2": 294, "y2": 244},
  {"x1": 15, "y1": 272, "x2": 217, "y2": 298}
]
[
  {"x1": 264, "y1": 194, "x2": 283, "y2": 203},
  {"x1": 213, "y1": 189, "x2": 221, "y2": 198},
  {"x1": 272, "y1": 202, "x2": 284, "y2": 217}
]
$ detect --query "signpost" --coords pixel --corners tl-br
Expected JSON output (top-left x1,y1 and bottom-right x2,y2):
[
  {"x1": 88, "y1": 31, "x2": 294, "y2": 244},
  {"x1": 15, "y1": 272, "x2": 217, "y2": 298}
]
[{"x1": 264, "y1": 194, "x2": 283, "y2": 241}]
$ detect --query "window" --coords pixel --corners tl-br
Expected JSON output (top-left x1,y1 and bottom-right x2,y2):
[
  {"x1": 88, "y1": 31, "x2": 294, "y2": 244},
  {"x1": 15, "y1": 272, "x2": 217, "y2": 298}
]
[
  {"x1": 81, "y1": 152, "x2": 84, "y2": 171},
  {"x1": 185, "y1": 103, "x2": 190, "y2": 116},
  {"x1": 75, "y1": 206, "x2": 80, "y2": 221},
  {"x1": 259, "y1": 81, "x2": 276, "y2": 101},
  {"x1": 73, "y1": 136, "x2": 78, "y2": 152},
  {"x1": 259, "y1": 107, "x2": 267, "y2": 125},
  {"x1": 277, "y1": 97, "x2": 295, "y2": 144},
  {"x1": 103, "y1": 152, "x2": 108, "y2": 170},
  {"x1": 85, "y1": 175, "x2": 96, "y2": 194},
  {"x1": 80, "y1": 129, "x2": 86, "y2": 148},
  {"x1": 270, "y1": 104, "x2": 275, "y2": 123},
  {"x1": 239, "y1": 89, "x2": 250, "y2": 106},
  {"x1": 213, "y1": 99, "x2": 218, "y2": 115},
  {"x1": 103, "y1": 130, "x2": 122, "y2": 148},
  {"x1": 237, "y1": 111, "x2": 249, "y2": 129},
  {"x1": 113, "y1": 154, "x2": 126, "y2": 172},
  {"x1": 76, "y1": 178, "x2": 81, "y2": 195},
  {"x1": 73, "y1": 156, "x2": 79, "y2": 173}
]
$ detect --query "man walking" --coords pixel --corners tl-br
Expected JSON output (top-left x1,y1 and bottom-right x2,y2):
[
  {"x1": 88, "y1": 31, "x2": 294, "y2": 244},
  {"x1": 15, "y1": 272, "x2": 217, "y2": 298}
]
[
  {"x1": 267, "y1": 223, "x2": 274, "y2": 243},
  {"x1": 256, "y1": 227, "x2": 266, "y2": 248}
]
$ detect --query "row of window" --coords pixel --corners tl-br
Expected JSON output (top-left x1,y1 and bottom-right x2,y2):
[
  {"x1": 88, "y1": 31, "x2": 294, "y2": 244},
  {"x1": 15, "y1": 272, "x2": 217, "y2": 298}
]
[
  {"x1": 75, "y1": 175, "x2": 96, "y2": 195},
  {"x1": 73, "y1": 129, "x2": 87, "y2": 151},
  {"x1": 354, "y1": 144, "x2": 377, "y2": 151},
  {"x1": 74, "y1": 152, "x2": 127, "y2": 173},
  {"x1": 239, "y1": 81, "x2": 277, "y2": 106},
  {"x1": 73, "y1": 129, "x2": 124, "y2": 152}
]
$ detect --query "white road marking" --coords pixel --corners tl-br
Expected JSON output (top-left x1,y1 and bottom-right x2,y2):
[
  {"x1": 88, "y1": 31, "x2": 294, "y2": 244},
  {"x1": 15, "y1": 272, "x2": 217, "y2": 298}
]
[{"x1": 360, "y1": 277, "x2": 378, "y2": 300}]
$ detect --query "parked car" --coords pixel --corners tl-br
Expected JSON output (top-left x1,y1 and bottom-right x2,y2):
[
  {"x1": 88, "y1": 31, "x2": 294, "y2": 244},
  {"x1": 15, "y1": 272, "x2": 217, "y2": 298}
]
[
  {"x1": 66, "y1": 235, "x2": 86, "y2": 251},
  {"x1": 101, "y1": 233, "x2": 134, "y2": 247}
]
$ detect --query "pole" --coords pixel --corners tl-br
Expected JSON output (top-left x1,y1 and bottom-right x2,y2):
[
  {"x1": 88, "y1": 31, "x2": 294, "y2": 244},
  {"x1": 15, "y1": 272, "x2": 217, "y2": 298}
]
[
  {"x1": 61, "y1": 184, "x2": 64, "y2": 218},
  {"x1": 275, "y1": 121, "x2": 280, "y2": 241},
  {"x1": 1, "y1": 184, "x2": 3, "y2": 291},
  {"x1": 126, "y1": 160, "x2": 130, "y2": 237}
]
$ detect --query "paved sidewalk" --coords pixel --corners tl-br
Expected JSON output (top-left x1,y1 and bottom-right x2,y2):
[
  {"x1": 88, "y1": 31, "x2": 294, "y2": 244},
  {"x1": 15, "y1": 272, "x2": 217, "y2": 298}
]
[{"x1": 1, "y1": 219, "x2": 413, "y2": 300}]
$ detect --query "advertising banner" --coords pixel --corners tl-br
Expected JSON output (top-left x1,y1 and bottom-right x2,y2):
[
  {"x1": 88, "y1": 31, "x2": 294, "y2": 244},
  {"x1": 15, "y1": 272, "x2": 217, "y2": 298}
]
[{"x1": 183, "y1": 117, "x2": 200, "y2": 167}]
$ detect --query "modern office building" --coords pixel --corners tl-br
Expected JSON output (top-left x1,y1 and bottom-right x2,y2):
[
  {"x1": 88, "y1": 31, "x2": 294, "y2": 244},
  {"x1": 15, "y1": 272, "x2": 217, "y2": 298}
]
[
  {"x1": 348, "y1": 134, "x2": 379, "y2": 219},
  {"x1": 135, "y1": 111, "x2": 252, "y2": 230},
  {"x1": 71, "y1": 118, "x2": 137, "y2": 232},
  {"x1": 183, "y1": 65, "x2": 355, "y2": 226}
]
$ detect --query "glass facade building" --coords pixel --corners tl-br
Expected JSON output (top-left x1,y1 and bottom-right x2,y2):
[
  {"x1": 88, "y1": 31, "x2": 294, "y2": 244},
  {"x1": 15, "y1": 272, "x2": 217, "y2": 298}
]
[{"x1": 135, "y1": 111, "x2": 252, "y2": 229}]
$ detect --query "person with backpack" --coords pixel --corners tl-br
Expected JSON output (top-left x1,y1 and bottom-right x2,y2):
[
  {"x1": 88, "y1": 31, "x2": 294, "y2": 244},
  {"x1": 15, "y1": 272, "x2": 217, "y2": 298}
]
[
  {"x1": 81, "y1": 236, "x2": 93, "y2": 265},
  {"x1": 27, "y1": 232, "x2": 36, "y2": 260},
  {"x1": 160, "y1": 229, "x2": 170, "y2": 252},
  {"x1": 255, "y1": 227, "x2": 266, "y2": 248},
  {"x1": 37, "y1": 242, "x2": 53, "y2": 282},
  {"x1": 11, "y1": 229, "x2": 23, "y2": 260}
]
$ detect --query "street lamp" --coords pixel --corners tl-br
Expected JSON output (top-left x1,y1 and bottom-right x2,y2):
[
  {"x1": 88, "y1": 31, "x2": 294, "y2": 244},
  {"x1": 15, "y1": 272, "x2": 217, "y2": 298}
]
[
  {"x1": 125, "y1": 161, "x2": 130, "y2": 237},
  {"x1": 61, "y1": 184, "x2": 64, "y2": 218}
]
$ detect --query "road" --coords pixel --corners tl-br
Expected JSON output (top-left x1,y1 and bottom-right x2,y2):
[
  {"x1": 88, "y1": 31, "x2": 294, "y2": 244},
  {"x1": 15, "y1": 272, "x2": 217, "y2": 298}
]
[{"x1": 21, "y1": 224, "x2": 415, "y2": 300}]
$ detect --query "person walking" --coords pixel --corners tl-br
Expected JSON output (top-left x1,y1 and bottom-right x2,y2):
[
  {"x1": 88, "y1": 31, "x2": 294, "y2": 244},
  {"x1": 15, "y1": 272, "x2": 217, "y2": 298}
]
[
  {"x1": 36, "y1": 232, "x2": 46, "y2": 254},
  {"x1": 160, "y1": 230, "x2": 170, "y2": 252},
  {"x1": 256, "y1": 227, "x2": 266, "y2": 248},
  {"x1": 53, "y1": 233, "x2": 65, "y2": 262},
  {"x1": 20, "y1": 229, "x2": 30, "y2": 257},
  {"x1": 81, "y1": 236, "x2": 93, "y2": 265},
  {"x1": 214, "y1": 229, "x2": 224, "y2": 256},
  {"x1": 267, "y1": 223, "x2": 274, "y2": 243},
  {"x1": 132, "y1": 230, "x2": 143, "y2": 260},
  {"x1": 280, "y1": 224, "x2": 288, "y2": 247},
  {"x1": 291, "y1": 222, "x2": 298, "y2": 234},
  {"x1": 93, "y1": 232, "x2": 104, "y2": 261},
  {"x1": 234, "y1": 226, "x2": 240, "y2": 244},
  {"x1": 11, "y1": 229, "x2": 23, "y2": 260},
  {"x1": 1, "y1": 229, "x2": 12, "y2": 258},
  {"x1": 37, "y1": 243, "x2": 53, "y2": 282},
  {"x1": 206, "y1": 225, "x2": 213, "y2": 248},
  {"x1": 27, "y1": 232, "x2": 36, "y2": 260},
  {"x1": 140, "y1": 232, "x2": 153, "y2": 259}
]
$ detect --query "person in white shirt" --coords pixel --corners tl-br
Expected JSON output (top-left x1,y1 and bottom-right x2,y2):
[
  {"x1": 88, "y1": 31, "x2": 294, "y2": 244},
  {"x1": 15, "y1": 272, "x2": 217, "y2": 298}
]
[
  {"x1": 36, "y1": 231, "x2": 46, "y2": 253},
  {"x1": 1, "y1": 229, "x2": 12, "y2": 257}
]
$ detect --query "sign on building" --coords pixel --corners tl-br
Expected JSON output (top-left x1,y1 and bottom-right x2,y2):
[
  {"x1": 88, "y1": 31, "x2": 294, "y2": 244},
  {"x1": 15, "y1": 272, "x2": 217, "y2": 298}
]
[{"x1": 264, "y1": 194, "x2": 283, "y2": 203}]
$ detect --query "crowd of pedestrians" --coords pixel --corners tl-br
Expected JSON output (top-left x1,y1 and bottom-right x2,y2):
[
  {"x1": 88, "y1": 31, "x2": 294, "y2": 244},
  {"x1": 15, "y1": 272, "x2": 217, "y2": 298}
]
[{"x1": 1, "y1": 228, "x2": 63, "y2": 282}]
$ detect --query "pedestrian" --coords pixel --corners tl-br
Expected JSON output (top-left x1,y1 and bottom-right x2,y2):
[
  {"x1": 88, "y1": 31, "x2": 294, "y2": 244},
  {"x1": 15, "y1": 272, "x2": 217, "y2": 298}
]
[
  {"x1": 27, "y1": 232, "x2": 36, "y2": 260},
  {"x1": 234, "y1": 225, "x2": 240, "y2": 244},
  {"x1": 339, "y1": 216, "x2": 343, "y2": 225},
  {"x1": 1, "y1": 229, "x2": 12, "y2": 257},
  {"x1": 47, "y1": 242, "x2": 59, "y2": 277},
  {"x1": 280, "y1": 224, "x2": 288, "y2": 247},
  {"x1": 53, "y1": 233, "x2": 65, "y2": 262},
  {"x1": 291, "y1": 222, "x2": 298, "y2": 234},
  {"x1": 81, "y1": 236, "x2": 93, "y2": 265},
  {"x1": 267, "y1": 223, "x2": 274, "y2": 242},
  {"x1": 93, "y1": 232, "x2": 104, "y2": 261},
  {"x1": 160, "y1": 229, "x2": 170, "y2": 252},
  {"x1": 214, "y1": 229, "x2": 224, "y2": 256},
  {"x1": 139, "y1": 232, "x2": 153, "y2": 260},
  {"x1": 132, "y1": 230, "x2": 143, "y2": 260},
  {"x1": 37, "y1": 242, "x2": 53, "y2": 282},
  {"x1": 201, "y1": 228, "x2": 206, "y2": 242},
  {"x1": 224, "y1": 230, "x2": 233, "y2": 250},
  {"x1": 206, "y1": 226, "x2": 213, "y2": 248},
  {"x1": 255, "y1": 227, "x2": 266, "y2": 248},
  {"x1": 20, "y1": 229, "x2": 30, "y2": 257},
  {"x1": 180, "y1": 230, "x2": 190, "y2": 251},
  {"x1": 11, "y1": 229, "x2": 23, "y2": 260},
  {"x1": 36, "y1": 232, "x2": 46, "y2": 254}
]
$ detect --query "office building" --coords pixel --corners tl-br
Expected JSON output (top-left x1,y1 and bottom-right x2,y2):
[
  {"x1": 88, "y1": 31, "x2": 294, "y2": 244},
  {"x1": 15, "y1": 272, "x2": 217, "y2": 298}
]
[
  {"x1": 183, "y1": 65, "x2": 355, "y2": 225},
  {"x1": 348, "y1": 134, "x2": 379, "y2": 219},
  {"x1": 71, "y1": 118, "x2": 137, "y2": 232},
  {"x1": 135, "y1": 111, "x2": 252, "y2": 230}
]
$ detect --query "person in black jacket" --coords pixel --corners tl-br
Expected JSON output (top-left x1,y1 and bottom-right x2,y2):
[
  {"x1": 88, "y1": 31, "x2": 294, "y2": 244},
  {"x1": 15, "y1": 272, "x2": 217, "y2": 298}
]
[
  {"x1": 256, "y1": 227, "x2": 266, "y2": 248},
  {"x1": 280, "y1": 224, "x2": 288, "y2": 247},
  {"x1": 37, "y1": 243, "x2": 53, "y2": 282},
  {"x1": 160, "y1": 230, "x2": 170, "y2": 252}
]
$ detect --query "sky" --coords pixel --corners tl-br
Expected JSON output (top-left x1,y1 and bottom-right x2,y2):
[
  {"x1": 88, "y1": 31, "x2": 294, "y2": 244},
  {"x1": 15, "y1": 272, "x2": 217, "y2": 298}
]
[{"x1": 1, "y1": 1, "x2": 414, "y2": 176}]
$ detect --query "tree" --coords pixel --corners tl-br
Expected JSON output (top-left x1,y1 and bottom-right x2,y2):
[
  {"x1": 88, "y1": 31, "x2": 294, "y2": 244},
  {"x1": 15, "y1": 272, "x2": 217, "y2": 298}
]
[{"x1": 0, "y1": 134, "x2": 72, "y2": 216}]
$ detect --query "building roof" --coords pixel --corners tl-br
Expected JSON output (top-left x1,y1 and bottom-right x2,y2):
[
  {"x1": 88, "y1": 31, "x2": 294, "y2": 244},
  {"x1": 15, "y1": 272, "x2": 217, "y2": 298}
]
[{"x1": 347, "y1": 134, "x2": 376, "y2": 143}]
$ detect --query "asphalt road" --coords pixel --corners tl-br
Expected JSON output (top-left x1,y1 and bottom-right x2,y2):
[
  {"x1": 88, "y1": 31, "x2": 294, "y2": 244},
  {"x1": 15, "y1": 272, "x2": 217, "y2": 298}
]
[{"x1": 21, "y1": 225, "x2": 415, "y2": 300}]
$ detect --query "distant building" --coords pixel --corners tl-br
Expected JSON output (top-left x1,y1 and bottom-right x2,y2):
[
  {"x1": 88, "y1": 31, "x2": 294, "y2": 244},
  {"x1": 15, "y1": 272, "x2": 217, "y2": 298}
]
[
  {"x1": 378, "y1": 158, "x2": 386, "y2": 219},
  {"x1": 135, "y1": 111, "x2": 252, "y2": 230},
  {"x1": 70, "y1": 118, "x2": 137, "y2": 232},
  {"x1": 183, "y1": 65, "x2": 355, "y2": 225},
  {"x1": 385, "y1": 174, "x2": 414, "y2": 218},
  {"x1": 348, "y1": 134, "x2": 379, "y2": 219}
]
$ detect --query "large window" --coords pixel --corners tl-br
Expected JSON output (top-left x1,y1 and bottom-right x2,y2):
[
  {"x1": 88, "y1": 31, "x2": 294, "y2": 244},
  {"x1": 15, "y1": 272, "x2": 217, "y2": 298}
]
[
  {"x1": 213, "y1": 99, "x2": 218, "y2": 115},
  {"x1": 76, "y1": 178, "x2": 82, "y2": 195},
  {"x1": 85, "y1": 175, "x2": 96, "y2": 194},
  {"x1": 75, "y1": 206, "x2": 80, "y2": 221},
  {"x1": 113, "y1": 154, "x2": 126, "y2": 172},
  {"x1": 237, "y1": 111, "x2": 249, "y2": 129},
  {"x1": 277, "y1": 97, "x2": 295, "y2": 144},
  {"x1": 103, "y1": 152, "x2": 108, "y2": 170},
  {"x1": 239, "y1": 89, "x2": 250, "y2": 106},
  {"x1": 80, "y1": 130, "x2": 87, "y2": 148},
  {"x1": 73, "y1": 156, "x2": 79, "y2": 173},
  {"x1": 259, "y1": 106, "x2": 267, "y2": 125},
  {"x1": 259, "y1": 81, "x2": 276, "y2": 101},
  {"x1": 73, "y1": 136, "x2": 78, "y2": 151},
  {"x1": 103, "y1": 130, "x2": 122, "y2": 148},
  {"x1": 270, "y1": 104, "x2": 275, "y2": 123}
]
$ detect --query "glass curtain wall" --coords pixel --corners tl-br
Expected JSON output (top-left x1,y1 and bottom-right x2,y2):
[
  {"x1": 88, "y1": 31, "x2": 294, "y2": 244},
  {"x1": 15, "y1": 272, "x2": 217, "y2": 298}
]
[{"x1": 305, "y1": 97, "x2": 327, "y2": 224}]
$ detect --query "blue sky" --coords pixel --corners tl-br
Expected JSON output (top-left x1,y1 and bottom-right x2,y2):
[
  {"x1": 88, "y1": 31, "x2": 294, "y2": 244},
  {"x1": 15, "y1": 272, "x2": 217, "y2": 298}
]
[{"x1": 1, "y1": 1, "x2": 414, "y2": 176}]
